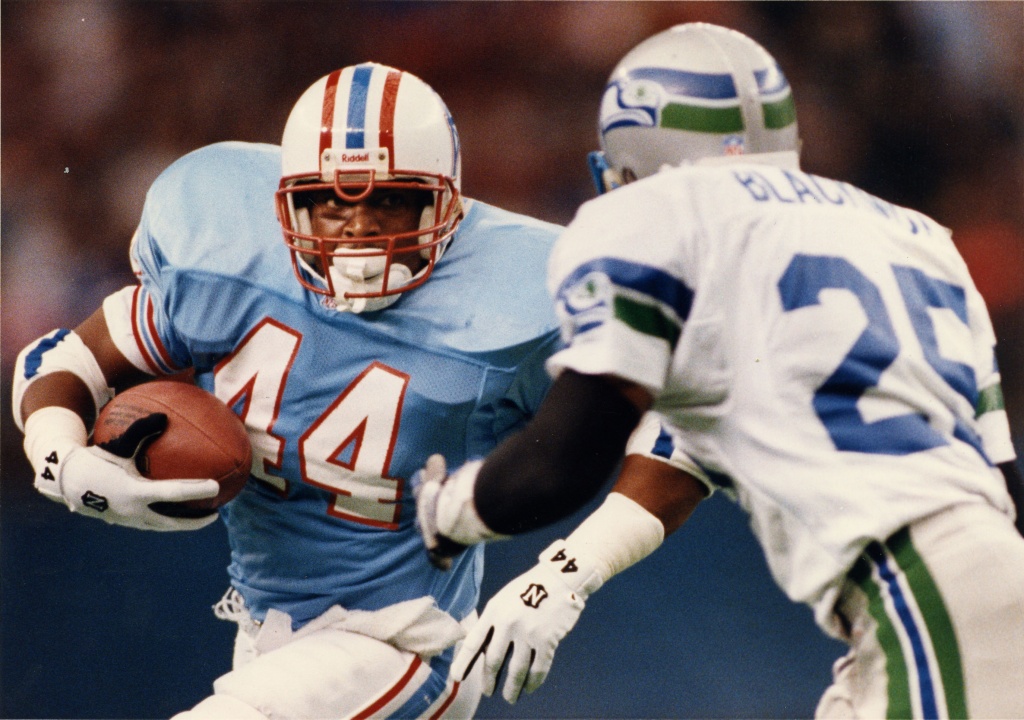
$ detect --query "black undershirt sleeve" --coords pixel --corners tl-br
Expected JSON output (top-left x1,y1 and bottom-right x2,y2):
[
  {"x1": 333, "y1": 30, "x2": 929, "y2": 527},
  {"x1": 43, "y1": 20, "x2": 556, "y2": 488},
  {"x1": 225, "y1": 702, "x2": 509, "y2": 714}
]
[{"x1": 474, "y1": 370, "x2": 644, "y2": 535}]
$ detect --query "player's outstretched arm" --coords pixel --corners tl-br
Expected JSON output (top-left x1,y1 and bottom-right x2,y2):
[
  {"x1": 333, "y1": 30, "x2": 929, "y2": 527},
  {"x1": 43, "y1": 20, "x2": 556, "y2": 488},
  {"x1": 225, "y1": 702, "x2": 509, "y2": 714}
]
[
  {"x1": 452, "y1": 454, "x2": 708, "y2": 703},
  {"x1": 414, "y1": 370, "x2": 652, "y2": 567},
  {"x1": 14, "y1": 304, "x2": 219, "y2": 531}
]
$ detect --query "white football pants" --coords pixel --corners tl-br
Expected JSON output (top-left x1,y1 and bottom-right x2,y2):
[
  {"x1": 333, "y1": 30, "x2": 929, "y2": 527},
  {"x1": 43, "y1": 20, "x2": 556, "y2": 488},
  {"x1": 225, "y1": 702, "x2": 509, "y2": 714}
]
[
  {"x1": 815, "y1": 502, "x2": 1024, "y2": 719},
  {"x1": 173, "y1": 599, "x2": 481, "y2": 720}
]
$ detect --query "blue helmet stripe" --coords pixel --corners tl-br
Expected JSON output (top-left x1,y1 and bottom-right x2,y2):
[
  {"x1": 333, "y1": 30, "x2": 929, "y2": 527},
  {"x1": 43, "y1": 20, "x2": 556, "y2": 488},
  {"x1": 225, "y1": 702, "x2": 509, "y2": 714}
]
[
  {"x1": 621, "y1": 66, "x2": 791, "y2": 101},
  {"x1": 346, "y1": 65, "x2": 373, "y2": 149},
  {"x1": 443, "y1": 105, "x2": 459, "y2": 178},
  {"x1": 754, "y1": 66, "x2": 791, "y2": 95},
  {"x1": 626, "y1": 67, "x2": 737, "y2": 100}
]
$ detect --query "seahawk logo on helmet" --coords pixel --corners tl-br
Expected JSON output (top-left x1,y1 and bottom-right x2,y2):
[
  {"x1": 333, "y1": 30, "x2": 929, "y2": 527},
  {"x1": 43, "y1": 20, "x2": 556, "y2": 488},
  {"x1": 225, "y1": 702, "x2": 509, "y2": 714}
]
[
  {"x1": 275, "y1": 62, "x2": 463, "y2": 313},
  {"x1": 589, "y1": 23, "x2": 800, "y2": 195}
]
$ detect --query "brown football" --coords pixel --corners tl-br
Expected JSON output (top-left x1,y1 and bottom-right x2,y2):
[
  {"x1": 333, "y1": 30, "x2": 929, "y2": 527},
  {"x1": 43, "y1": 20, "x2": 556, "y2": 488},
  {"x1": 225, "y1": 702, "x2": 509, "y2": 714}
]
[{"x1": 92, "y1": 380, "x2": 252, "y2": 518}]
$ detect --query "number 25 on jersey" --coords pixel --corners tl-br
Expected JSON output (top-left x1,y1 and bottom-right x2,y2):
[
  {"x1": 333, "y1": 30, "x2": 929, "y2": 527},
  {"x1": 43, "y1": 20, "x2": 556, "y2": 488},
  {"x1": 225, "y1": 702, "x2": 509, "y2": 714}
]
[{"x1": 779, "y1": 255, "x2": 987, "y2": 460}]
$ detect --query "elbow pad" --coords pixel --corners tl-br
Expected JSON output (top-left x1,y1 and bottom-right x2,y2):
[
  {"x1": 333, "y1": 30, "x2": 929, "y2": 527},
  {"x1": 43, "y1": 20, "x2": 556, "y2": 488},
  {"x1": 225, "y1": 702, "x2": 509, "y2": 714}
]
[{"x1": 12, "y1": 329, "x2": 114, "y2": 432}]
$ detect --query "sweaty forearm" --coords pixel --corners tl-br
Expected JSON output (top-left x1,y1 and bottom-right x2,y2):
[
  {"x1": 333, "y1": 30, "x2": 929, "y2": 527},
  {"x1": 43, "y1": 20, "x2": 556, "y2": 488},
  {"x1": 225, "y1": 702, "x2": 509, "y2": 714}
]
[{"x1": 474, "y1": 371, "x2": 644, "y2": 535}]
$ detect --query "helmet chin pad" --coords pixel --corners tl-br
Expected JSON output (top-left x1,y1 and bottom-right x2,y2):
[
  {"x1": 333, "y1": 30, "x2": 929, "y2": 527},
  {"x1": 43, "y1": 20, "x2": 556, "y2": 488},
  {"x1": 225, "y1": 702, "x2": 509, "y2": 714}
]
[{"x1": 329, "y1": 257, "x2": 413, "y2": 313}]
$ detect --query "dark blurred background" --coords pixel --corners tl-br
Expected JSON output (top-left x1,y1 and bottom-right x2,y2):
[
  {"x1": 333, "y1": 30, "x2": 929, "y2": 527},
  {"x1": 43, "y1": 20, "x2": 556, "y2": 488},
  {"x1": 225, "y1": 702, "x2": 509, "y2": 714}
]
[{"x1": 2, "y1": 2, "x2": 1022, "y2": 718}]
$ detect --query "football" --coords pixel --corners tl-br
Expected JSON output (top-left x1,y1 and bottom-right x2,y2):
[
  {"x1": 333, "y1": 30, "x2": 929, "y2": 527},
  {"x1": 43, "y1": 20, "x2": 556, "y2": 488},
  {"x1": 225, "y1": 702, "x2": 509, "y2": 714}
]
[{"x1": 92, "y1": 380, "x2": 252, "y2": 517}]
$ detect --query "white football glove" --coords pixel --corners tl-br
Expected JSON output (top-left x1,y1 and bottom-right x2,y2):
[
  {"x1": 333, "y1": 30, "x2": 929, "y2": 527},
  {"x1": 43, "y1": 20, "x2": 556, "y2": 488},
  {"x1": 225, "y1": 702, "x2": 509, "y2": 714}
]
[
  {"x1": 452, "y1": 542, "x2": 600, "y2": 704},
  {"x1": 32, "y1": 412, "x2": 221, "y2": 532},
  {"x1": 412, "y1": 454, "x2": 504, "y2": 570}
]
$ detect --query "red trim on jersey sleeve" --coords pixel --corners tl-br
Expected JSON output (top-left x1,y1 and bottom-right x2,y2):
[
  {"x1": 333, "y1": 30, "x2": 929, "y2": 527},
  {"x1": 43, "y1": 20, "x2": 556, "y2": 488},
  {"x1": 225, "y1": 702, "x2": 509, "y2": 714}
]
[{"x1": 130, "y1": 286, "x2": 162, "y2": 375}]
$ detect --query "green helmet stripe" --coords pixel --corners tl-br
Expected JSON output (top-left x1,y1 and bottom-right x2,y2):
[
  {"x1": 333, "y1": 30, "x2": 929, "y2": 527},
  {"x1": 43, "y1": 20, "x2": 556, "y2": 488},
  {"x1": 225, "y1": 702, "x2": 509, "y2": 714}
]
[
  {"x1": 762, "y1": 95, "x2": 797, "y2": 129},
  {"x1": 660, "y1": 97, "x2": 795, "y2": 134},
  {"x1": 660, "y1": 103, "x2": 744, "y2": 133}
]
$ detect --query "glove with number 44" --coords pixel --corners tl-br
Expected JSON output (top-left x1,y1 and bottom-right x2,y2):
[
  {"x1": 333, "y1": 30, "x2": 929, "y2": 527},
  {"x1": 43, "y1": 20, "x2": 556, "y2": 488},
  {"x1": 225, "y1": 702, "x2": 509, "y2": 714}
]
[
  {"x1": 451, "y1": 541, "x2": 604, "y2": 704},
  {"x1": 27, "y1": 408, "x2": 220, "y2": 532}
]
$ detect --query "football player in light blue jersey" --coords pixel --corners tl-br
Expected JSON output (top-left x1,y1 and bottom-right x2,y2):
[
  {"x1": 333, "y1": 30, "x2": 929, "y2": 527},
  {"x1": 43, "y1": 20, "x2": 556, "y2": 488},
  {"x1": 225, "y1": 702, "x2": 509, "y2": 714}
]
[
  {"x1": 417, "y1": 25, "x2": 1024, "y2": 718},
  {"x1": 13, "y1": 62, "x2": 566, "y2": 719}
]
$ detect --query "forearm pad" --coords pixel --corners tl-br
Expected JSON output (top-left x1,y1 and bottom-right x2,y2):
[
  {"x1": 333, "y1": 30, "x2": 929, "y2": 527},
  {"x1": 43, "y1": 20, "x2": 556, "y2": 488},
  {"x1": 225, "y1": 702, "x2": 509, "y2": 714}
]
[
  {"x1": 12, "y1": 329, "x2": 113, "y2": 432},
  {"x1": 549, "y1": 491, "x2": 665, "y2": 598}
]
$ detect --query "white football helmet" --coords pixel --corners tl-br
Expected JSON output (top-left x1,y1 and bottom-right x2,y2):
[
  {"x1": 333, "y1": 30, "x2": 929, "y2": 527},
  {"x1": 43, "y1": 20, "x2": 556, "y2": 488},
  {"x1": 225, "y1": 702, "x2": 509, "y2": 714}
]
[
  {"x1": 276, "y1": 62, "x2": 462, "y2": 312},
  {"x1": 589, "y1": 23, "x2": 800, "y2": 194}
]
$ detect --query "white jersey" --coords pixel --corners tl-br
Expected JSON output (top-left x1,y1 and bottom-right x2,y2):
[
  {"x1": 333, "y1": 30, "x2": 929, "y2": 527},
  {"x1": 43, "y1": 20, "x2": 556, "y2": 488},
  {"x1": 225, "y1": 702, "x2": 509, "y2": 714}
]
[{"x1": 547, "y1": 161, "x2": 1016, "y2": 632}]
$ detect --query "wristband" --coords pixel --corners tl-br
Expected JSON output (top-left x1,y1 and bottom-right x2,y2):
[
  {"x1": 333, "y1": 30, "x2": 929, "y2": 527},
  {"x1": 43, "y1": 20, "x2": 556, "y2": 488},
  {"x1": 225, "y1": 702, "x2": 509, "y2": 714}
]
[
  {"x1": 23, "y1": 406, "x2": 89, "y2": 505},
  {"x1": 542, "y1": 492, "x2": 665, "y2": 600}
]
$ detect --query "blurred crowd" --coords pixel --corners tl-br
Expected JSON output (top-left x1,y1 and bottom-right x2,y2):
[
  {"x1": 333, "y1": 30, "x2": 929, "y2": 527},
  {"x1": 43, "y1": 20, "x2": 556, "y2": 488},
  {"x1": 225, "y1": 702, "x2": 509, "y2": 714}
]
[{"x1": 3, "y1": 1, "x2": 1023, "y2": 491}]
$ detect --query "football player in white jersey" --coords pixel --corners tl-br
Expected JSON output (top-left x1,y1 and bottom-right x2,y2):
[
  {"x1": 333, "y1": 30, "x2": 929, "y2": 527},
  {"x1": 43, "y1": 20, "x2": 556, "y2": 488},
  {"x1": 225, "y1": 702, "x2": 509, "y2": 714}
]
[
  {"x1": 416, "y1": 24, "x2": 1024, "y2": 719},
  {"x1": 12, "y1": 63, "x2": 576, "y2": 719}
]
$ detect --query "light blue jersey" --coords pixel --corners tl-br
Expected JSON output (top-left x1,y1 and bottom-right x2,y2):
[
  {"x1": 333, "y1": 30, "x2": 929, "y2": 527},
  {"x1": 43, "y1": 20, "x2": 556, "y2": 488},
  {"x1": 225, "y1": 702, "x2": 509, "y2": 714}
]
[{"x1": 127, "y1": 142, "x2": 562, "y2": 628}]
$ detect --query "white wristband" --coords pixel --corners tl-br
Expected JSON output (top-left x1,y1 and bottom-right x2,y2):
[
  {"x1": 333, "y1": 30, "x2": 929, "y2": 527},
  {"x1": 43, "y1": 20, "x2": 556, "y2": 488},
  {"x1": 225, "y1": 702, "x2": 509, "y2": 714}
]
[
  {"x1": 541, "y1": 492, "x2": 665, "y2": 600},
  {"x1": 24, "y1": 406, "x2": 89, "y2": 505}
]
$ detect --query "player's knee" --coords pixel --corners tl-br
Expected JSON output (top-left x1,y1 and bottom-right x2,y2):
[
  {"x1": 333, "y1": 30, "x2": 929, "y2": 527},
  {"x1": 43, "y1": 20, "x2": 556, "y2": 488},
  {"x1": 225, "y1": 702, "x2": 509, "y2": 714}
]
[{"x1": 170, "y1": 693, "x2": 269, "y2": 720}]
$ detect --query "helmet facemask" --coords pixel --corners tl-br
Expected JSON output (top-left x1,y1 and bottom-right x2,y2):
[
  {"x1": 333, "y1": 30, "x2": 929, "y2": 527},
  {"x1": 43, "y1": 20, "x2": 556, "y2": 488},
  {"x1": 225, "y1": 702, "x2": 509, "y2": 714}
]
[{"x1": 277, "y1": 158, "x2": 461, "y2": 313}]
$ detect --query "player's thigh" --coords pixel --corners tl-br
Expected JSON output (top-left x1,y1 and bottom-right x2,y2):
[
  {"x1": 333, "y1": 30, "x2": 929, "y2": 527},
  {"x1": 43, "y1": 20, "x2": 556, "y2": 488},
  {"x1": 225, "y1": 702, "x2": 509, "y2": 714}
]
[{"x1": 212, "y1": 628, "x2": 473, "y2": 719}]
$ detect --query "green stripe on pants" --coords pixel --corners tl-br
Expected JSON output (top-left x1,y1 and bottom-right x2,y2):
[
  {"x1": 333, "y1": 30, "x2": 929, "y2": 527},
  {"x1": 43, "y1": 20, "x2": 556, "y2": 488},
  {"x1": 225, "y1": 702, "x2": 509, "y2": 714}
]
[
  {"x1": 850, "y1": 531, "x2": 966, "y2": 719},
  {"x1": 887, "y1": 529, "x2": 967, "y2": 718},
  {"x1": 851, "y1": 550, "x2": 912, "y2": 719}
]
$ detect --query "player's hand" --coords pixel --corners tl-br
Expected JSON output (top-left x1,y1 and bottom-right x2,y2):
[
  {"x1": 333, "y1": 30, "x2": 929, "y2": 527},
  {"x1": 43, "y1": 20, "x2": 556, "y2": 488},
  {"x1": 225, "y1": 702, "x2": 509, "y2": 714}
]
[
  {"x1": 48, "y1": 414, "x2": 220, "y2": 531},
  {"x1": 411, "y1": 454, "x2": 470, "y2": 570},
  {"x1": 451, "y1": 558, "x2": 587, "y2": 704}
]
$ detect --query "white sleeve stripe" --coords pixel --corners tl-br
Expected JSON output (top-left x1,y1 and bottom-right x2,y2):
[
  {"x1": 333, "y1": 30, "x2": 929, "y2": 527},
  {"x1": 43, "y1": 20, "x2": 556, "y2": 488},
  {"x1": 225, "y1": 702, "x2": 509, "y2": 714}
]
[{"x1": 131, "y1": 287, "x2": 168, "y2": 374}]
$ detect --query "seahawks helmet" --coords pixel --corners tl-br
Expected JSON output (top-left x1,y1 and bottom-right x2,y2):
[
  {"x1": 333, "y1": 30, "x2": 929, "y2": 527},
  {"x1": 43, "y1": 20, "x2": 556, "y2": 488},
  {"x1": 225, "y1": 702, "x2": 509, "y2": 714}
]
[
  {"x1": 276, "y1": 63, "x2": 462, "y2": 312},
  {"x1": 589, "y1": 23, "x2": 800, "y2": 194}
]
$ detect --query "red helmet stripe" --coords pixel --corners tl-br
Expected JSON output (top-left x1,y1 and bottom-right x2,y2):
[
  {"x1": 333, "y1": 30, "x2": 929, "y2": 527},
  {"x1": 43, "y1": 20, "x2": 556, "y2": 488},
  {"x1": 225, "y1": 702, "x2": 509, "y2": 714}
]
[
  {"x1": 379, "y1": 69, "x2": 401, "y2": 171},
  {"x1": 319, "y1": 69, "x2": 343, "y2": 164}
]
